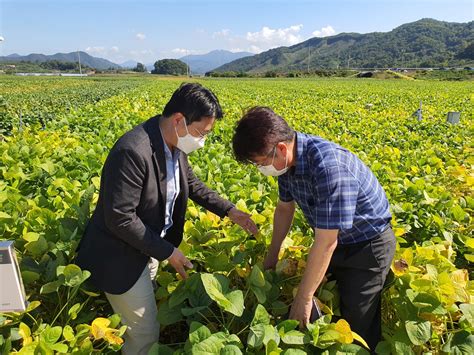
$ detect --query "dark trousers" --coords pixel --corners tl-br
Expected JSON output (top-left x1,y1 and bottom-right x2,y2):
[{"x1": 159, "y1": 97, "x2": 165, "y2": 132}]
[{"x1": 327, "y1": 226, "x2": 396, "y2": 351}]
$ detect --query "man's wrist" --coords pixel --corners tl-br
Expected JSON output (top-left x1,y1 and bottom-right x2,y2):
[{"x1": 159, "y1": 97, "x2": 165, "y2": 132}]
[{"x1": 225, "y1": 205, "x2": 235, "y2": 216}]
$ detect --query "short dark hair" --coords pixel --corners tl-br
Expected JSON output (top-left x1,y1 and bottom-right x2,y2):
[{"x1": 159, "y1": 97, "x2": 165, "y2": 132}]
[
  {"x1": 162, "y1": 82, "x2": 223, "y2": 123},
  {"x1": 232, "y1": 106, "x2": 295, "y2": 163}
]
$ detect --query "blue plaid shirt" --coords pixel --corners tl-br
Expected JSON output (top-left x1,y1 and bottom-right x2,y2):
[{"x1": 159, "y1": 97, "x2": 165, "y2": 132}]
[{"x1": 278, "y1": 132, "x2": 392, "y2": 244}]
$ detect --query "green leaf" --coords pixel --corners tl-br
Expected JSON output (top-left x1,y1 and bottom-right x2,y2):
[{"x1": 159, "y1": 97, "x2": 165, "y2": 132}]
[
  {"x1": 0, "y1": 211, "x2": 12, "y2": 219},
  {"x1": 281, "y1": 330, "x2": 309, "y2": 345},
  {"x1": 62, "y1": 325, "x2": 74, "y2": 342},
  {"x1": 23, "y1": 232, "x2": 40, "y2": 242},
  {"x1": 169, "y1": 283, "x2": 189, "y2": 308},
  {"x1": 157, "y1": 300, "x2": 183, "y2": 326},
  {"x1": 148, "y1": 343, "x2": 175, "y2": 355},
  {"x1": 251, "y1": 284, "x2": 267, "y2": 304},
  {"x1": 108, "y1": 313, "x2": 121, "y2": 329},
  {"x1": 192, "y1": 332, "x2": 227, "y2": 354},
  {"x1": 50, "y1": 343, "x2": 69, "y2": 353},
  {"x1": 451, "y1": 205, "x2": 467, "y2": 222},
  {"x1": 459, "y1": 304, "x2": 474, "y2": 328},
  {"x1": 21, "y1": 271, "x2": 40, "y2": 284},
  {"x1": 221, "y1": 345, "x2": 243, "y2": 355},
  {"x1": 375, "y1": 340, "x2": 391, "y2": 355},
  {"x1": 327, "y1": 343, "x2": 371, "y2": 354},
  {"x1": 189, "y1": 322, "x2": 212, "y2": 345},
  {"x1": 40, "y1": 280, "x2": 62, "y2": 294},
  {"x1": 40, "y1": 326, "x2": 62, "y2": 344},
  {"x1": 271, "y1": 301, "x2": 289, "y2": 316},
  {"x1": 67, "y1": 303, "x2": 81, "y2": 320},
  {"x1": 182, "y1": 306, "x2": 208, "y2": 317},
  {"x1": 247, "y1": 324, "x2": 265, "y2": 349},
  {"x1": 201, "y1": 273, "x2": 244, "y2": 316},
  {"x1": 317, "y1": 329, "x2": 342, "y2": 348},
  {"x1": 442, "y1": 331, "x2": 474, "y2": 354},
  {"x1": 63, "y1": 264, "x2": 90, "y2": 287},
  {"x1": 25, "y1": 235, "x2": 48, "y2": 257},
  {"x1": 405, "y1": 319, "x2": 431, "y2": 346},
  {"x1": 252, "y1": 304, "x2": 271, "y2": 326},
  {"x1": 277, "y1": 320, "x2": 299, "y2": 335},
  {"x1": 393, "y1": 341, "x2": 415, "y2": 355},
  {"x1": 250, "y1": 265, "x2": 266, "y2": 287},
  {"x1": 282, "y1": 349, "x2": 307, "y2": 355}
]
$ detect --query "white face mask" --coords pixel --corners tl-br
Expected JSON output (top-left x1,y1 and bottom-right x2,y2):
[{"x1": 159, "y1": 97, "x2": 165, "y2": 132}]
[
  {"x1": 175, "y1": 119, "x2": 206, "y2": 154},
  {"x1": 257, "y1": 146, "x2": 289, "y2": 176}
]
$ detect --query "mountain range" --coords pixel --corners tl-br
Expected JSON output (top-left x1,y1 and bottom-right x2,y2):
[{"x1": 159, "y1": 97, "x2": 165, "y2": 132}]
[
  {"x1": 2, "y1": 19, "x2": 472, "y2": 74},
  {"x1": 179, "y1": 50, "x2": 253, "y2": 74},
  {"x1": 0, "y1": 51, "x2": 121, "y2": 70},
  {"x1": 118, "y1": 50, "x2": 253, "y2": 73},
  {"x1": 214, "y1": 19, "x2": 474, "y2": 73}
]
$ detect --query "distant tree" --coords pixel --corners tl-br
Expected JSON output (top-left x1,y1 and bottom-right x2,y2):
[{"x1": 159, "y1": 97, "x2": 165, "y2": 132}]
[
  {"x1": 133, "y1": 62, "x2": 147, "y2": 72},
  {"x1": 151, "y1": 59, "x2": 187, "y2": 75},
  {"x1": 456, "y1": 43, "x2": 474, "y2": 60}
]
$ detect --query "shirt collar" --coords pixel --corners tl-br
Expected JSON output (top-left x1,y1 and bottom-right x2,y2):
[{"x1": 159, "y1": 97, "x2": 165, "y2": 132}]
[{"x1": 159, "y1": 126, "x2": 180, "y2": 161}]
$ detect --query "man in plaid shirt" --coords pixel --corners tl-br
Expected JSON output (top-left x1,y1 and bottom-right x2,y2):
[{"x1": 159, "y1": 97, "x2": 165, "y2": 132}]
[{"x1": 232, "y1": 106, "x2": 396, "y2": 350}]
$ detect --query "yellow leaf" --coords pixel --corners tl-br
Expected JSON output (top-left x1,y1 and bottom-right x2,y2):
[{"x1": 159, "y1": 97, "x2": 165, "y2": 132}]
[
  {"x1": 352, "y1": 331, "x2": 370, "y2": 350},
  {"x1": 188, "y1": 206, "x2": 199, "y2": 218},
  {"x1": 450, "y1": 269, "x2": 468, "y2": 287},
  {"x1": 334, "y1": 319, "x2": 353, "y2": 344},
  {"x1": 19, "y1": 322, "x2": 32, "y2": 345},
  {"x1": 104, "y1": 330, "x2": 124, "y2": 345},
  {"x1": 393, "y1": 227, "x2": 405, "y2": 237},
  {"x1": 466, "y1": 238, "x2": 474, "y2": 249},
  {"x1": 392, "y1": 258, "x2": 409, "y2": 276},
  {"x1": 91, "y1": 317, "x2": 111, "y2": 340},
  {"x1": 315, "y1": 297, "x2": 332, "y2": 315}
]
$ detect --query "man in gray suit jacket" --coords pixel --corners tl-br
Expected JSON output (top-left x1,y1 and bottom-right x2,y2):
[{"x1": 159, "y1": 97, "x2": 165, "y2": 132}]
[{"x1": 76, "y1": 83, "x2": 257, "y2": 354}]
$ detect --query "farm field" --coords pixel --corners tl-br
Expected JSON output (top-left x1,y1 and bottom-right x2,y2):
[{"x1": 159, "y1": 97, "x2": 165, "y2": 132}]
[{"x1": 0, "y1": 76, "x2": 473, "y2": 354}]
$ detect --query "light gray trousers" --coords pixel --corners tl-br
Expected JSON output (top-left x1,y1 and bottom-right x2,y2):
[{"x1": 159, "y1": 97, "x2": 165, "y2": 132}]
[{"x1": 105, "y1": 258, "x2": 160, "y2": 355}]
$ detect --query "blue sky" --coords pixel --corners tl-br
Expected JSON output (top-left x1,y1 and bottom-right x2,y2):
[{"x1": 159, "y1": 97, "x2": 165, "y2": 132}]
[{"x1": 1, "y1": 0, "x2": 472, "y2": 64}]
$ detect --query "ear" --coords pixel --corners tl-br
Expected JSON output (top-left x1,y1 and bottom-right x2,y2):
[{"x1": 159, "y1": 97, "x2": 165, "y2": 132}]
[
  {"x1": 276, "y1": 142, "x2": 287, "y2": 155},
  {"x1": 172, "y1": 113, "x2": 185, "y2": 126}
]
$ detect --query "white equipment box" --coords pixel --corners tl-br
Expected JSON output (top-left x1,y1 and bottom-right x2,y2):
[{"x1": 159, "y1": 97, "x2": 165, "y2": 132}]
[{"x1": 0, "y1": 241, "x2": 27, "y2": 312}]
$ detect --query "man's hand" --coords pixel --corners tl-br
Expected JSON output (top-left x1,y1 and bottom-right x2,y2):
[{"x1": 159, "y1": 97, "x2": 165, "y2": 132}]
[
  {"x1": 167, "y1": 248, "x2": 193, "y2": 279},
  {"x1": 289, "y1": 295, "x2": 313, "y2": 329},
  {"x1": 228, "y1": 207, "x2": 258, "y2": 235}
]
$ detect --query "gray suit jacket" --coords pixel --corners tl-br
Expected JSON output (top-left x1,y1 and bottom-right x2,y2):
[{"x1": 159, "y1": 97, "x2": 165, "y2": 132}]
[{"x1": 76, "y1": 115, "x2": 233, "y2": 294}]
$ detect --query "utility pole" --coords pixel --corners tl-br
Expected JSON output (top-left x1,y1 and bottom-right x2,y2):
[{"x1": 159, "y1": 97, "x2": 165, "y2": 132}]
[
  {"x1": 185, "y1": 50, "x2": 190, "y2": 77},
  {"x1": 77, "y1": 51, "x2": 82, "y2": 75},
  {"x1": 307, "y1": 45, "x2": 311, "y2": 73}
]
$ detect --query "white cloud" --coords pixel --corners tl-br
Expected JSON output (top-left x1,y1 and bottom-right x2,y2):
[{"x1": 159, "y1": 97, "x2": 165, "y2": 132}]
[
  {"x1": 129, "y1": 49, "x2": 154, "y2": 58},
  {"x1": 0, "y1": 36, "x2": 4, "y2": 42},
  {"x1": 85, "y1": 46, "x2": 106, "y2": 55},
  {"x1": 136, "y1": 33, "x2": 146, "y2": 41},
  {"x1": 246, "y1": 24, "x2": 303, "y2": 49},
  {"x1": 171, "y1": 48, "x2": 204, "y2": 56},
  {"x1": 248, "y1": 45, "x2": 262, "y2": 54},
  {"x1": 207, "y1": 24, "x2": 305, "y2": 53},
  {"x1": 85, "y1": 46, "x2": 120, "y2": 56},
  {"x1": 213, "y1": 29, "x2": 231, "y2": 38},
  {"x1": 312, "y1": 25, "x2": 336, "y2": 38}
]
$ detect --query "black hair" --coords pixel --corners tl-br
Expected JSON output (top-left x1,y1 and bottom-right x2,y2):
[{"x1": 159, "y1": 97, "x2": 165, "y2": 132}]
[
  {"x1": 162, "y1": 82, "x2": 223, "y2": 123},
  {"x1": 232, "y1": 106, "x2": 295, "y2": 163}
]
